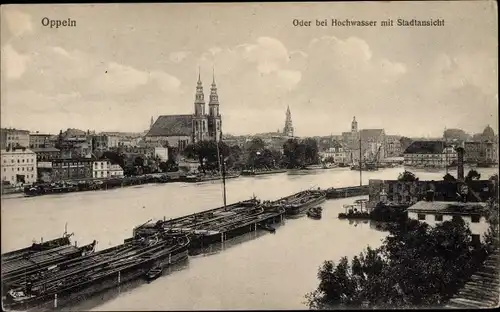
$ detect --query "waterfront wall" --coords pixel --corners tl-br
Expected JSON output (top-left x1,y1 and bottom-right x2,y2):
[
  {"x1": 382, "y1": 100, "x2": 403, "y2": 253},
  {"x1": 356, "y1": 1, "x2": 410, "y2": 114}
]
[{"x1": 368, "y1": 179, "x2": 495, "y2": 208}]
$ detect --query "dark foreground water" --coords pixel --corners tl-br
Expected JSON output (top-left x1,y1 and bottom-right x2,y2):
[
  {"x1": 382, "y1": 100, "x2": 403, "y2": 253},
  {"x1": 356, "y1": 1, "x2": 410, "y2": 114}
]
[{"x1": 1, "y1": 167, "x2": 497, "y2": 310}]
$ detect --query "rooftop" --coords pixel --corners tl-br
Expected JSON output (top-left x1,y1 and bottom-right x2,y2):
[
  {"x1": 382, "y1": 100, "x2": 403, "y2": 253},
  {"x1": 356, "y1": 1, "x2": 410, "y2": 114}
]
[
  {"x1": 359, "y1": 129, "x2": 385, "y2": 138},
  {"x1": 404, "y1": 140, "x2": 450, "y2": 154},
  {"x1": 407, "y1": 201, "x2": 488, "y2": 215},
  {"x1": 146, "y1": 115, "x2": 193, "y2": 137},
  {"x1": 31, "y1": 147, "x2": 61, "y2": 153}
]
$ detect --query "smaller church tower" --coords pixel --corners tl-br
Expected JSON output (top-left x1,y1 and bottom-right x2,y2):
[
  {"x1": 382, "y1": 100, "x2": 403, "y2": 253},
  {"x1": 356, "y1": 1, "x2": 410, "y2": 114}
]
[
  {"x1": 150, "y1": 116, "x2": 154, "y2": 129},
  {"x1": 283, "y1": 106, "x2": 294, "y2": 137},
  {"x1": 208, "y1": 68, "x2": 222, "y2": 141},
  {"x1": 351, "y1": 116, "x2": 358, "y2": 133}
]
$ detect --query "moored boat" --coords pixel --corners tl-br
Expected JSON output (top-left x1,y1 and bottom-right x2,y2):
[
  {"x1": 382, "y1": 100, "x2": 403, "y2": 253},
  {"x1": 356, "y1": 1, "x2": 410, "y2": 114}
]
[
  {"x1": 2, "y1": 234, "x2": 189, "y2": 311},
  {"x1": 241, "y1": 168, "x2": 287, "y2": 176},
  {"x1": 273, "y1": 189, "x2": 326, "y2": 216},
  {"x1": 1, "y1": 233, "x2": 73, "y2": 262},
  {"x1": 145, "y1": 265, "x2": 163, "y2": 281},
  {"x1": 307, "y1": 207, "x2": 322, "y2": 219}
]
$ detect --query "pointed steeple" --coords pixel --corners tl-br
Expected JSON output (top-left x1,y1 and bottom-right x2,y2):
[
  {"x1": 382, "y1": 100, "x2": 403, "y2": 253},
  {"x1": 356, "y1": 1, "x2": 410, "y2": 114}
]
[
  {"x1": 283, "y1": 105, "x2": 294, "y2": 137},
  {"x1": 194, "y1": 68, "x2": 205, "y2": 115},
  {"x1": 150, "y1": 116, "x2": 154, "y2": 129},
  {"x1": 209, "y1": 66, "x2": 219, "y2": 109}
]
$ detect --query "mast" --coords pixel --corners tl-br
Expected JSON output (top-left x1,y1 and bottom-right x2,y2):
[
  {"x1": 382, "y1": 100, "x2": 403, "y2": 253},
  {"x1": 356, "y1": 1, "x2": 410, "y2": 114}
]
[
  {"x1": 216, "y1": 130, "x2": 227, "y2": 210},
  {"x1": 359, "y1": 136, "x2": 362, "y2": 186},
  {"x1": 444, "y1": 127, "x2": 448, "y2": 174}
]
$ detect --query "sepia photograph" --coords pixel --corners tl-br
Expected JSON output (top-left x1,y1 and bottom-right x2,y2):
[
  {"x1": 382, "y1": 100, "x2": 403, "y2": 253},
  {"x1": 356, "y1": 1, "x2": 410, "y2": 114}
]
[{"x1": 0, "y1": 1, "x2": 498, "y2": 310}]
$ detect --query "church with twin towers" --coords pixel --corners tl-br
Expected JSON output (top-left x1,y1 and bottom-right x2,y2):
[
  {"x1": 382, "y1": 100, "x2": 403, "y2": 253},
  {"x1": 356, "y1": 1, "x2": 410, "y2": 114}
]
[{"x1": 145, "y1": 68, "x2": 222, "y2": 150}]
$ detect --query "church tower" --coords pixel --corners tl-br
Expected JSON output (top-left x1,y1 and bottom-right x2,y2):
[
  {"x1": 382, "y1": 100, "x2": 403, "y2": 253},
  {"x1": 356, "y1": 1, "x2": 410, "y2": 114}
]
[
  {"x1": 351, "y1": 116, "x2": 358, "y2": 133},
  {"x1": 208, "y1": 68, "x2": 221, "y2": 141},
  {"x1": 150, "y1": 116, "x2": 154, "y2": 129},
  {"x1": 283, "y1": 105, "x2": 294, "y2": 137},
  {"x1": 193, "y1": 68, "x2": 208, "y2": 143},
  {"x1": 194, "y1": 68, "x2": 206, "y2": 116}
]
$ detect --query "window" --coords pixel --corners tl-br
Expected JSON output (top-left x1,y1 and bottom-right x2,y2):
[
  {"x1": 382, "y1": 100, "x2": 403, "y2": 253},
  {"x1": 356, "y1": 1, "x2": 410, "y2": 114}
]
[
  {"x1": 452, "y1": 215, "x2": 463, "y2": 222},
  {"x1": 471, "y1": 215, "x2": 480, "y2": 223},
  {"x1": 471, "y1": 234, "x2": 481, "y2": 245},
  {"x1": 418, "y1": 214, "x2": 426, "y2": 220},
  {"x1": 434, "y1": 214, "x2": 443, "y2": 221}
]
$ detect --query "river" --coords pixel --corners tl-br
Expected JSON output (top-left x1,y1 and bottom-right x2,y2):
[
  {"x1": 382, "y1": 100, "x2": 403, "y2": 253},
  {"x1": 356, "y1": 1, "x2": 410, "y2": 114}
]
[{"x1": 1, "y1": 166, "x2": 497, "y2": 310}]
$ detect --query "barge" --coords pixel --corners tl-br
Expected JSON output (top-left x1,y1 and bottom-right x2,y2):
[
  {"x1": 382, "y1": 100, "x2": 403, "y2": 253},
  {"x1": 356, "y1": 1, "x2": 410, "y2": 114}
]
[
  {"x1": 182, "y1": 173, "x2": 240, "y2": 183},
  {"x1": 270, "y1": 190, "x2": 326, "y2": 216},
  {"x1": 325, "y1": 185, "x2": 369, "y2": 199},
  {"x1": 241, "y1": 168, "x2": 287, "y2": 176},
  {"x1": 1, "y1": 234, "x2": 73, "y2": 263},
  {"x1": 2, "y1": 241, "x2": 97, "y2": 287},
  {"x1": 129, "y1": 198, "x2": 285, "y2": 250},
  {"x1": 2, "y1": 233, "x2": 189, "y2": 311}
]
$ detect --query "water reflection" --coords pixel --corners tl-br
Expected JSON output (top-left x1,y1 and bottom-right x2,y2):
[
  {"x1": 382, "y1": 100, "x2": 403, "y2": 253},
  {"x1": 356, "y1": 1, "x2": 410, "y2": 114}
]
[
  {"x1": 338, "y1": 218, "x2": 392, "y2": 233},
  {"x1": 64, "y1": 259, "x2": 191, "y2": 311}
]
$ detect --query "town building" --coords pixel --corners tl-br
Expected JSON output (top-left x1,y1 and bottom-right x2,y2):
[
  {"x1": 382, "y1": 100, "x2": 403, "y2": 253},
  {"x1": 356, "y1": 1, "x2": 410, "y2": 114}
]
[
  {"x1": 93, "y1": 132, "x2": 142, "y2": 152},
  {"x1": 318, "y1": 140, "x2": 346, "y2": 164},
  {"x1": 368, "y1": 179, "x2": 495, "y2": 209},
  {"x1": 407, "y1": 201, "x2": 489, "y2": 244},
  {"x1": 464, "y1": 141, "x2": 498, "y2": 165},
  {"x1": 472, "y1": 125, "x2": 497, "y2": 143},
  {"x1": 341, "y1": 117, "x2": 386, "y2": 163},
  {"x1": 1, "y1": 128, "x2": 30, "y2": 149},
  {"x1": 145, "y1": 70, "x2": 222, "y2": 150},
  {"x1": 1, "y1": 147, "x2": 37, "y2": 185},
  {"x1": 29, "y1": 132, "x2": 56, "y2": 148},
  {"x1": 109, "y1": 163, "x2": 124, "y2": 178},
  {"x1": 384, "y1": 135, "x2": 402, "y2": 157},
  {"x1": 93, "y1": 159, "x2": 111, "y2": 179},
  {"x1": 403, "y1": 140, "x2": 457, "y2": 168},
  {"x1": 56, "y1": 128, "x2": 94, "y2": 158},
  {"x1": 37, "y1": 158, "x2": 94, "y2": 182},
  {"x1": 154, "y1": 147, "x2": 169, "y2": 162},
  {"x1": 31, "y1": 147, "x2": 61, "y2": 161}
]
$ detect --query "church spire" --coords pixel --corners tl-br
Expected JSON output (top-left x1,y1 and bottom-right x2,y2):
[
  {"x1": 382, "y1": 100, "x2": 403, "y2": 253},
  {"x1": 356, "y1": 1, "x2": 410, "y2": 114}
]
[
  {"x1": 209, "y1": 66, "x2": 219, "y2": 109},
  {"x1": 150, "y1": 116, "x2": 154, "y2": 129},
  {"x1": 194, "y1": 69, "x2": 205, "y2": 116},
  {"x1": 283, "y1": 105, "x2": 294, "y2": 137}
]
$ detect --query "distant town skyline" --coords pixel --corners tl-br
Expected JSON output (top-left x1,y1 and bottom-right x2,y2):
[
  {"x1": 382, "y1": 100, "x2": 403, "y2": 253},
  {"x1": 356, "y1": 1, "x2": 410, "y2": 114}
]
[{"x1": 1, "y1": 2, "x2": 498, "y2": 137}]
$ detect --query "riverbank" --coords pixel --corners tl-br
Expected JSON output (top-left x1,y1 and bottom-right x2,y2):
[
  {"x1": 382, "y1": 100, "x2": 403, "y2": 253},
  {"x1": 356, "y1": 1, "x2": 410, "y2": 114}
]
[{"x1": 2, "y1": 167, "x2": 498, "y2": 310}]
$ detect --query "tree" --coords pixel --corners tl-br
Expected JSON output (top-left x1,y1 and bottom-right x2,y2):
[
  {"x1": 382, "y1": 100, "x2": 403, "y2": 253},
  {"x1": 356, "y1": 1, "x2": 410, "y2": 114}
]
[
  {"x1": 465, "y1": 169, "x2": 481, "y2": 182},
  {"x1": 303, "y1": 138, "x2": 320, "y2": 165},
  {"x1": 306, "y1": 218, "x2": 486, "y2": 309},
  {"x1": 134, "y1": 156, "x2": 145, "y2": 167},
  {"x1": 324, "y1": 156, "x2": 335, "y2": 163},
  {"x1": 102, "y1": 151, "x2": 125, "y2": 168},
  {"x1": 397, "y1": 170, "x2": 419, "y2": 182},
  {"x1": 443, "y1": 173, "x2": 456, "y2": 181}
]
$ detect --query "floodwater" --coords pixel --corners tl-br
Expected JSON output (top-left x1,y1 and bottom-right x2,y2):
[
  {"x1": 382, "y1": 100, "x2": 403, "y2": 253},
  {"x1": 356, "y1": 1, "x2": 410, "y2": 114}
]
[{"x1": 1, "y1": 166, "x2": 497, "y2": 310}]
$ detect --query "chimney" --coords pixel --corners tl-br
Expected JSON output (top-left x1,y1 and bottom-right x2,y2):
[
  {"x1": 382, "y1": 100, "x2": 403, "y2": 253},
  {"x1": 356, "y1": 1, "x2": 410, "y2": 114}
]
[{"x1": 456, "y1": 147, "x2": 465, "y2": 181}]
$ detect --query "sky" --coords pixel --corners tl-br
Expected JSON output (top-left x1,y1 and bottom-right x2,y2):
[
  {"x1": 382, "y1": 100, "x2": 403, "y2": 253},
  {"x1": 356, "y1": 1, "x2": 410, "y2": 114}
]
[{"x1": 1, "y1": 2, "x2": 498, "y2": 137}]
